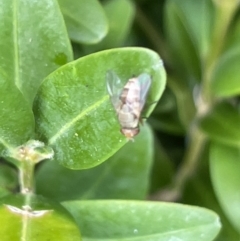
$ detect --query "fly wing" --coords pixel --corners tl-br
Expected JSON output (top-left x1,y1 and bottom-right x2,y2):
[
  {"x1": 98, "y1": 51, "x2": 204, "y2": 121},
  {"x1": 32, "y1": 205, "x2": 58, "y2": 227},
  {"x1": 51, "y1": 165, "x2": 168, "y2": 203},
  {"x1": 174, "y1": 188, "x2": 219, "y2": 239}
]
[
  {"x1": 106, "y1": 70, "x2": 123, "y2": 109},
  {"x1": 137, "y1": 73, "x2": 151, "y2": 109}
]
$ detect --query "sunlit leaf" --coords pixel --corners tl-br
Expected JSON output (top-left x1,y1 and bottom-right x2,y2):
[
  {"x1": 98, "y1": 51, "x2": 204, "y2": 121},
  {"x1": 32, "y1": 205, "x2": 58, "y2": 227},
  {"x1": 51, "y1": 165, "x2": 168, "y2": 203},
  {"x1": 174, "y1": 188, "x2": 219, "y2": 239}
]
[{"x1": 0, "y1": 194, "x2": 81, "y2": 241}]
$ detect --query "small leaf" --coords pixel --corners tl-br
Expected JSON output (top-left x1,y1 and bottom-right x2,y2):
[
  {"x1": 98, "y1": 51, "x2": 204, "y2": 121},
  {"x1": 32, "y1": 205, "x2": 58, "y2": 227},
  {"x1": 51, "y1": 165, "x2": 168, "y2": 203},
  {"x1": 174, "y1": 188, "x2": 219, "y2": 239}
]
[
  {"x1": 63, "y1": 200, "x2": 221, "y2": 241},
  {"x1": 0, "y1": 70, "x2": 35, "y2": 156},
  {"x1": 34, "y1": 47, "x2": 166, "y2": 169},
  {"x1": 173, "y1": 0, "x2": 214, "y2": 57},
  {"x1": 198, "y1": 102, "x2": 240, "y2": 146},
  {"x1": 0, "y1": 194, "x2": 81, "y2": 241},
  {"x1": 82, "y1": 0, "x2": 135, "y2": 53},
  {"x1": 58, "y1": 0, "x2": 108, "y2": 44},
  {"x1": 36, "y1": 124, "x2": 154, "y2": 201},
  {"x1": 210, "y1": 142, "x2": 240, "y2": 233},
  {"x1": 211, "y1": 48, "x2": 240, "y2": 97},
  {"x1": 225, "y1": 17, "x2": 240, "y2": 52},
  {"x1": 0, "y1": 0, "x2": 73, "y2": 105},
  {"x1": 164, "y1": 0, "x2": 213, "y2": 78}
]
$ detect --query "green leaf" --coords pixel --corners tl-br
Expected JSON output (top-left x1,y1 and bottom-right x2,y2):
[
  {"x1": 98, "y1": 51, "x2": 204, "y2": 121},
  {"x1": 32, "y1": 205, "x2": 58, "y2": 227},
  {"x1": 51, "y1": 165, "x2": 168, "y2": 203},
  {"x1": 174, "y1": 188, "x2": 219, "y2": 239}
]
[
  {"x1": 224, "y1": 18, "x2": 240, "y2": 52},
  {"x1": 210, "y1": 142, "x2": 240, "y2": 234},
  {"x1": 34, "y1": 47, "x2": 166, "y2": 169},
  {"x1": 0, "y1": 164, "x2": 18, "y2": 198},
  {"x1": 0, "y1": 194, "x2": 81, "y2": 241},
  {"x1": 0, "y1": 0, "x2": 73, "y2": 105},
  {"x1": 164, "y1": 0, "x2": 213, "y2": 79},
  {"x1": 58, "y1": 0, "x2": 108, "y2": 44},
  {"x1": 0, "y1": 70, "x2": 35, "y2": 155},
  {"x1": 182, "y1": 145, "x2": 240, "y2": 241},
  {"x1": 82, "y1": 0, "x2": 135, "y2": 54},
  {"x1": 63, "y1": 200, "x2": 221, "y2": 241},
  {"x1": 167, "y1": 76, "x2": 196, "y2": 129},
  {"x1": 211, "y1": 47, "x2": 240, "y2": 97},
  {"x1": 198, "y1": 102, "x2": 240, "y2": 146},
  {"x1": 36, "y1": 124, "x2": 153, "y2": 201},
  {"x1": 150, "y1": 82, "x2": 185, "y2": 135}
]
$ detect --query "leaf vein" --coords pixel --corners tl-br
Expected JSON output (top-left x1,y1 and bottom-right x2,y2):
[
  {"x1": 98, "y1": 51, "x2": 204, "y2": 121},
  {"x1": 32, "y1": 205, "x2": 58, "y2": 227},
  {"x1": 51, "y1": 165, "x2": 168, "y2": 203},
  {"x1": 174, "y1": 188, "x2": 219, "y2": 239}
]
[{"x1": 49, "y1": 95, "x2": 109, "y2": 145}]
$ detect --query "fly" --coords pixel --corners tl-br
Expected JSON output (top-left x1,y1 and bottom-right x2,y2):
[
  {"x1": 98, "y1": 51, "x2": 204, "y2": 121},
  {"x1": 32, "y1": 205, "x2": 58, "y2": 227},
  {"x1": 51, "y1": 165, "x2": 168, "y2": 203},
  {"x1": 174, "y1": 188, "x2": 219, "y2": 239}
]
[{"x1": 106, "y1": 70, "x2": 151, "y2": 140}]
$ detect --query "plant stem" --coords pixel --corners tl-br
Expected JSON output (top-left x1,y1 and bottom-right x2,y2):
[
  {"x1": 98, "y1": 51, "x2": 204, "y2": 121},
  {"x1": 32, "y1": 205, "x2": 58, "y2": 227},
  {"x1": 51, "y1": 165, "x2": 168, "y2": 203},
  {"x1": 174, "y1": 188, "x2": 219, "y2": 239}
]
[
  {"x1": 171, "y1": 5, "x2": 238, "y2": 201},
  {"x1": 150, "y1": 124, "x2": 206, "y2": 201},
  {"x1": 150, "y1": 2, "x2": 239, "y2": 202},
  {"x1": 174, "y1": 125, "x2": 206, "y2": 193},
  {"x1": 10, "y1": 140, "x2": 53, "y2": 194},
  {"x1": 19, "y1": 159, "x2": 35, "y2": 194}
]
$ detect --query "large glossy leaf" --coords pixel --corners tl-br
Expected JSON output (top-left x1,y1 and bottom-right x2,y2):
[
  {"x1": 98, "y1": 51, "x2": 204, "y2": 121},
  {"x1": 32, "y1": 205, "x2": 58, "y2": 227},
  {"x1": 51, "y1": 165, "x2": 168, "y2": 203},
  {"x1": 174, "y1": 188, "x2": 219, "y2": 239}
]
[
  {"x1": 0, "y1": 0, "x2": 73, "y2": 105},
  {"x1": 0, "y1": 70, "x2": 35, "y2": 155},
  {"x1": 0, "y1": 194, "x2": 81, "y2": 241},
  {"x1": 198, "y1": 102, "x2": 240, "y2": 146},
  {"x1": 211, "y1": 47, "x2": 240, "y2": 97},
  {"x1": 58, "y1": 0, "x2": 108, "y2": 44},
  {"x1": 210, "y1": 142, "x2": 240, "y2": 234},
  {"x1": 36, "y1": 124, "x2": 153, "y2": 201},
  {"x1": 34, "y1": 47, "x2": 166, "y2": 169},
  {"x1": 82, "y1": 0, "x2": 135, "y2": 54},
  {"x1": 164, "y1": 0, "x2": 213, "y2": 79},
  {"x1": 63, "y1": 200, "x2": 221, "y2": 241}
]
